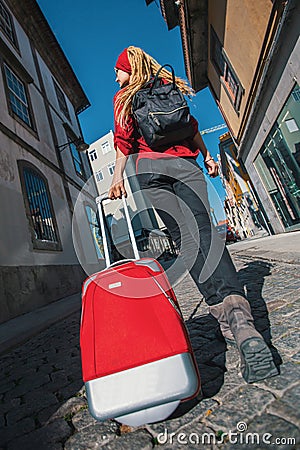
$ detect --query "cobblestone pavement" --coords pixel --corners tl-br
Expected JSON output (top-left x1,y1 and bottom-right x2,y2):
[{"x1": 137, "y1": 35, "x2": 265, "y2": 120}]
[{"x1": 0, "y1": 252, "x2": 299, "y2": 449}]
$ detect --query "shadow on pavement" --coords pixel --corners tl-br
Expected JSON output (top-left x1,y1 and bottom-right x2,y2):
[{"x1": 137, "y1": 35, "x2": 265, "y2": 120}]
[
  {"x1": 167, "y1": 259, "x2": 283, "y2": 420},
  {"x1": 238, "y1": 260, "x2": 283, "y2": 368},
  {"x1": 167, "y1": 310, "x2": 227, "y2": 419}
]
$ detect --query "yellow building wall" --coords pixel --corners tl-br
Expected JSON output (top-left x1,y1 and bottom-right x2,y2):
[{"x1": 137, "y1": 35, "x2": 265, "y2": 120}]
[{"x1": 208, "y1": 0, "x2": 273, "y2": 138}]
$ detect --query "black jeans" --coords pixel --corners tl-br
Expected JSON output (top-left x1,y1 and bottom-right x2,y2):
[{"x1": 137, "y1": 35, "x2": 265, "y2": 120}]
[{"x1": 137, "y1": 157, "x2": 245, "y2": 306}]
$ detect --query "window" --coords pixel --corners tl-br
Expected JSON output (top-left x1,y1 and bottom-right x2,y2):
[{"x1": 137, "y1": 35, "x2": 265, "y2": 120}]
[
  {"x1": 4, "y1": 64, "x2": 32, "y2": 126},
  {"x1": 292, "y1": 87, "x2": 300, "y2": 102},
  {"x1": 89, "y1": 149, "x2": 98, "y2": 162},
  {"x1": 285, "y1": 119, "x2": 299, "y2": 133},
  {"x1": 254, "y1": 84, "x2": 300, "y2": 229},
  {"x1": 101, "y1": 141, "x2": 111, "y2": 154},
  {"x1": 19, "y1": 162, "x2": 61, "y2": 251},
  {"x1": 85, "y1": 205, "x2": 104, "y2": 259},
  {"x1": 210, "y1": 27, "x2": 243, "y2": 112},
  {"x1": 95, "y1": 170, "x2": 104, "y2": 182},
  {"x1": 0, "y1": 0, "x2": 17, "y2": 46},
  {"x1": 108, "y1": 162, "x2": 115, "y2": 176},
  {"x1": 53, "y1": 80, "x2": 70, "y2": 120},
  {"x1": 69, "y1": 141, "x2": 86, "y2": 179}
]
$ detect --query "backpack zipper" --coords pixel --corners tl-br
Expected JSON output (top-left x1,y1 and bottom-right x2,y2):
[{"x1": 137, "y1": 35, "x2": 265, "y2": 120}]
[{"x1": 149, "y1": 105, "x2": 188, "y2": 116}]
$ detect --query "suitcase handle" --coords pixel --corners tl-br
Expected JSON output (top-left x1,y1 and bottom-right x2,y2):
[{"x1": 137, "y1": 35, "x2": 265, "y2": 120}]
[{"x1": 96, "y1": 195, "x2": 140, "y2": 267}]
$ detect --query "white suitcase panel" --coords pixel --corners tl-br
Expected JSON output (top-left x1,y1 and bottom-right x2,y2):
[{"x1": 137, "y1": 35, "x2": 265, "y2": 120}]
[{"x1": 85, "y1": 352, "x2": 198, "y2": 422}]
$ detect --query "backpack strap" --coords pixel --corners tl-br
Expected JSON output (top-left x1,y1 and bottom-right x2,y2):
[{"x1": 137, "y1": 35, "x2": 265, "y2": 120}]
[{"x1": 149, "y1": 64, "x2": 176, "y2": 94}]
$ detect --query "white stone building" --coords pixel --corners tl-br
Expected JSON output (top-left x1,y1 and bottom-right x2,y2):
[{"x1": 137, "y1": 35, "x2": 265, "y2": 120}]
[{"x1": 0, "y1": 0, "x2": 96, "y2": 323}]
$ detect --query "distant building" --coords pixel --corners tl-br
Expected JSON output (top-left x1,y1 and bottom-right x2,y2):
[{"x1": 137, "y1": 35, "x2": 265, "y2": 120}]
[
  {"x1": 218, "y1": 133, "x2": 269, "y2": 238},
  {"x1": 0, "y1": 0, "x2": 95, "y2": 322},
  {"x1": 154, "y1": 0, "x2": 300, "y2": 234}
]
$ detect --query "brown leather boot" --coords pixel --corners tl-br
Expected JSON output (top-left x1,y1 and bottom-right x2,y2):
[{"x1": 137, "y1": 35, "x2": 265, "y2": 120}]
[
  {"x1": 209, "y1": 304, "x2": 235, "y2": 344},
  {"x1": 222, "y1": 295, "x2": 278, "y2": 383}
]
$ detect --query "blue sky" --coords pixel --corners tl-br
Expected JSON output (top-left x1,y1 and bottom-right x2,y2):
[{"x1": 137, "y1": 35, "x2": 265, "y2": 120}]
[{"x1": 37, "y1": 0, "x2": 227, "y2": 218}]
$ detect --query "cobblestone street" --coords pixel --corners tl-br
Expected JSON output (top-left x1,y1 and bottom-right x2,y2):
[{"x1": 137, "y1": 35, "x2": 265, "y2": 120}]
[{"x1": 0, "y1": 239, "x2": 299, "y2": 449}]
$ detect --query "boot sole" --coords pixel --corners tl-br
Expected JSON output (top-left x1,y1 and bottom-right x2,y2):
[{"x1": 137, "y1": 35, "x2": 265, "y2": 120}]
[{"x1": 241, "y1": 337, "x2": 279, "y2": 383}]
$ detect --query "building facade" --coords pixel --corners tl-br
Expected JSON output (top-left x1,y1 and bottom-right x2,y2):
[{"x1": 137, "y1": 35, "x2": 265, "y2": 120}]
[
  {"x1": 155, "y1": 0, "x2": 300, "y2": 234},
  {"x1": 0, "y1": 0, "x2": 94, "y2": 323}
]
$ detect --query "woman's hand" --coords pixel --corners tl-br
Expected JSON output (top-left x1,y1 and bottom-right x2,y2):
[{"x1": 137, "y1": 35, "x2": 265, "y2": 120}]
[
  {"x1": 204, "y1": 158, "x2": 219, "y2": 178},
  {"x1": 108, "y1": 177, "x2": 127, "y2": 199}
]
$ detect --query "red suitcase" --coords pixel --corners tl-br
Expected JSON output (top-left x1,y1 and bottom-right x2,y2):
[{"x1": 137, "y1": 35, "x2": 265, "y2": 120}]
[{"x1": 80, "y1": 196, "x2": 200, "y2": 426}]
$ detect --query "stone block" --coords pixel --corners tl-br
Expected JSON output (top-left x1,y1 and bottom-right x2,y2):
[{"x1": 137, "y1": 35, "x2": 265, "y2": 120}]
[
  {"x1": 6, "y1": 389, "x2": 58, "y2": 425},
  {"x1": 101, "y1": 429, "x2": 153, "y2": 450},
  {"x1": 1, "y1": 417, "x2": 36, "y2": 446},
  {"x1": 4, "y1": 373, "x2": 50, "y2": 401},
  {"x1": 6, "y1": 418, "x2": 72, "y2": 450},
  {"x1": 267, "y1": 383, "x2": 300, "y2": 427},
  {"x1": 258, "y1": 361, "x2": 300, "y2": 395},
  {"x1": 64, "y1": 422, "x2": 118, "y2": 449},
  {"x1": 71, "y1": 408, "x2": 98, "y2": 430},
  {"x1": 229, "y1": 413, "x2": 300, "y2": 450},
  {"x1": 47, "y1": 396, "x2": 87, "y2": 424},
  {"x1": 205, "y1": 385, "x2": 274, "y2": 431},
  {"x1": 147, "y1": 398, "x2": 218, "y2": 435}
]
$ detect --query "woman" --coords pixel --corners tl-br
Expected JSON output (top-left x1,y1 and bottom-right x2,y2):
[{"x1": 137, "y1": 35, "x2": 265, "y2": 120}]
[{"x1": 109, "y1": 46, "x2": 278, "y2": 384}]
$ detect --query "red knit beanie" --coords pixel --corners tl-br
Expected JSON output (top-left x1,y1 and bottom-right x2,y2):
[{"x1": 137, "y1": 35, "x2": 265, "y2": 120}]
[{"x1": 115, "y1": 48, "x2": 132, "y2": 75}]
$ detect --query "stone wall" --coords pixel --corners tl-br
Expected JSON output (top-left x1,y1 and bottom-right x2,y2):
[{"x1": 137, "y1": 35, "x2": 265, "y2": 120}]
[{"x1": 0, "y1": 264, "x2": 87, "y2": 324}]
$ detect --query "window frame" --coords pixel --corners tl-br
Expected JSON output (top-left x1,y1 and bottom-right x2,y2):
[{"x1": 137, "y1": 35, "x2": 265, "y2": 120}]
[
  {"x1": 292, "y1": 87, "x2": 300, "y2": 102},
  {"x1": 88, "y1": 149, "x2": 98, "y2": 162},
  {"x1": 68, "y1": 138, "x2": 86, "y2": 180},
  {"x1": 53, "y1": 79, "x2": 70, "y2": 121},
  {"x1": 107, "y1": 162, "x2": 115, "y2": 176},
  {"x1": 2, "y1": 61, "x2": 37, "y2": 133},
  {"x1": 101, "y1": 141, "x2": 111, "y2": 154},
  {"x1": 210, "y1": 26, "x2": 244, "y2": 114},
  {"x1": 0, "y1": 0, "x2": 18, "y2": 48},
  {"x1": 95, "y1": 169, "x2": 104, "y2": 182},
  {"x1": 18, "y1": 160, "x2": 62, "y2": 251}
]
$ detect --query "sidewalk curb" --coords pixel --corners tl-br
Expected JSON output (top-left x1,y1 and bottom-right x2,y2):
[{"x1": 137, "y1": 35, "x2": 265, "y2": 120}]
[
  {"x1": 227, "y1": 231, "x2": 300, "y2": 265},
  {"x1": 0, "y1": 293, "x2": 81, "y2": 355}
]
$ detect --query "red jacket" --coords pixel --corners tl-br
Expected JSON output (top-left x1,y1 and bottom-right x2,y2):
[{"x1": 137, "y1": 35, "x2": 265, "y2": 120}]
[{"x1": 113, "y1": 93, "x2": 200, "y2": 167}]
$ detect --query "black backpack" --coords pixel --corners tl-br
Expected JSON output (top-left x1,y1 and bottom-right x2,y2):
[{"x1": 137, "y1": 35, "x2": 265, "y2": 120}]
[{"x1": 132, "y1": 64, "x2": 194, "y2": 147}]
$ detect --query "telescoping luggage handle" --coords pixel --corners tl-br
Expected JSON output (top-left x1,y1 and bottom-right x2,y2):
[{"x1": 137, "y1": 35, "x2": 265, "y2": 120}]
[{"x1": 96, "y1": 195, "x2": 140, "y2": 268}]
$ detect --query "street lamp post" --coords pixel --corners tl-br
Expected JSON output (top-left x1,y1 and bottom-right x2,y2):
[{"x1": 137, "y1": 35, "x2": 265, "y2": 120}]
[{"x1": 56, "y1": 137, "x2": 89, "y2": 153}]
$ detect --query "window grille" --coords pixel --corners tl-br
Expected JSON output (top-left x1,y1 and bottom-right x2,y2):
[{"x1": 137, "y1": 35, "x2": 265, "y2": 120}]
[
  {"x1": 23, "y1": 167, "x2": 58, "y2": 242},
  {"x1": 108, "y1": 162, "x2": 115, "y2": 176},
  {"x1": 95, "y1": 170, "x2": 104, "y2": 182}
]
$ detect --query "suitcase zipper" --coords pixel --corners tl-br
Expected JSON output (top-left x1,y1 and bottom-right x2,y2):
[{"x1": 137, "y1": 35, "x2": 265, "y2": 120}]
[{"x1": 150, "y1": 275, "x2": 182, "y2": 317}]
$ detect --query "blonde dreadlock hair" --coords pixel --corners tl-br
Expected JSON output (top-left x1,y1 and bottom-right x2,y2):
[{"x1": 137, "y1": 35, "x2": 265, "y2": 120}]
[{"x1": 114, "y1": 46, "x2": 194, "y2": 127}]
